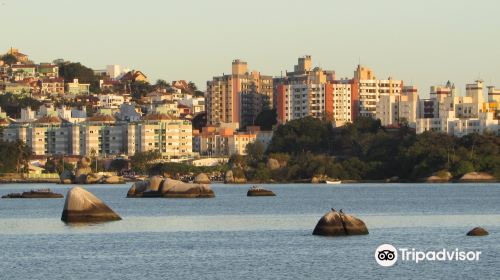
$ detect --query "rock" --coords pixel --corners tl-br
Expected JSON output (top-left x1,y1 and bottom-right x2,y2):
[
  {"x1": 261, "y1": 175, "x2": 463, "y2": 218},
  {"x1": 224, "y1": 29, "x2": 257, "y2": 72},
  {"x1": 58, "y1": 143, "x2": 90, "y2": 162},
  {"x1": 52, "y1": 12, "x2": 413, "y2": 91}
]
[
  {"x1": 127, "y1": 177, "x2": 215, "y2": 198},
  {"x1": 425, "y1": 171, "x2": 452, "y2": 183},
  {"x1": 104, "y1": 175, "x2": 121, "y2": 184},
  {"x1": 127, "y1": 180, "x2": 149, "y2": 197},
  {"x1": 459, "y1": 172, "x2": 496, "y2": 182},
  {"x1": 466, "y1": 227, "x2": 489, "y2": 236},
  {"x1": 59, "y1": 169, "x2": 74, "y2": 184},
  {"x1": 224, "y1": 170, "x2": 234, "y2": 183},
  {"x1": 2, "y1": 189, "x2": 63, "y2": 199},
  {"x1": 160, "y1": 178, "x2": 215, "y2": 198},
  {"x1": 194, "y1": 173, "x2": 211, "y2": 184},
  {"x1": 149, "y1": 175, "x2": 164, "y2": 191},
  {"x1": 385, "y1": 176, "x2": 399, "y2": 183},
  {"x1": 86, "y1": 173, "x2": 103, "y2": 184},
  {"x1": 247, "y1": 186, "x2": 276, "y2": 197},
  {"x1": 61, "y1": 187, "x2": 121, "y2": 223},
  {"x1": 266, "y1": 158, "x2": 280, "y2": 170},
  {"x1": 311, "y1": 175, "x2": 327, "y2": 184},
  {"x1": 74, "y1": 156, "x2": 93, "y2": 183},
  {"x1": 312, "y1": 209, "x2": 369, "y2": 236}
]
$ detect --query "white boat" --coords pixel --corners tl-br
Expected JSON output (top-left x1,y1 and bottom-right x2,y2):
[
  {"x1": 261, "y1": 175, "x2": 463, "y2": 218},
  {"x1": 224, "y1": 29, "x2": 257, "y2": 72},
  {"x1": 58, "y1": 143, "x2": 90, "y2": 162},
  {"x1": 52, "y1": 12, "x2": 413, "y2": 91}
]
[{"x1": 325, "y1": 180, "x2": 341, "y2": 184}]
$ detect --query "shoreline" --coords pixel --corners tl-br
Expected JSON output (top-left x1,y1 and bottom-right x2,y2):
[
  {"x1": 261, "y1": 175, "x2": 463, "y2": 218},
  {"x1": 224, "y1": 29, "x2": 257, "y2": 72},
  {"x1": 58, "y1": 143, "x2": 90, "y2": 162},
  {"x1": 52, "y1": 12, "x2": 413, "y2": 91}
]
[{"x1": 0, "y1": 178, "x2": 497, "y2": 184}]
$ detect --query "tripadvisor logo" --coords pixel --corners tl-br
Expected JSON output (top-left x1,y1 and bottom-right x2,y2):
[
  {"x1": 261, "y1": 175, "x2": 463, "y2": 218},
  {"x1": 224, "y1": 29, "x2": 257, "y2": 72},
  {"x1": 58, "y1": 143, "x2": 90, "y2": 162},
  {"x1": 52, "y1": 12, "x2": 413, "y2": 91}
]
[{"x1": 375, "y1": 244, "x2": 481, "y2": 267}]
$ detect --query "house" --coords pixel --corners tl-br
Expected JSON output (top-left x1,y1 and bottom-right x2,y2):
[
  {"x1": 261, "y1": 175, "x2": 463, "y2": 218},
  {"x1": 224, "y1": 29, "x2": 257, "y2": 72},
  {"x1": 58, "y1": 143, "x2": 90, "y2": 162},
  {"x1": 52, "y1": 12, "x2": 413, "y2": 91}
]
[
  {"x1": 66, "y1": 79, "x2": 90, "y2": 95},
  {"x1": 120, "y1": 70, "x2": 148, "y2": 83},
  {"x1": 41, "y1": 78, "x2": 65, "y2": 95}
]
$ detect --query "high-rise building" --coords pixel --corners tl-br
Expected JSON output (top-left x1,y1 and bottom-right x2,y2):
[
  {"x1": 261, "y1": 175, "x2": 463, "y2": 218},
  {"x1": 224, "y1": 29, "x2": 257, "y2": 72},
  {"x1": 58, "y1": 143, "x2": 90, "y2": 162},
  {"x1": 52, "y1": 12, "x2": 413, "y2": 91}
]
[
  {"x1": 275, "y1": 56, "x2": 336, "y2": 124},
  {"x1": 206, "y1": 60, "x2": 273, "y2": 128},
  {"x1": 353, "y1": 65, "x2": 403, "y2": 119}
]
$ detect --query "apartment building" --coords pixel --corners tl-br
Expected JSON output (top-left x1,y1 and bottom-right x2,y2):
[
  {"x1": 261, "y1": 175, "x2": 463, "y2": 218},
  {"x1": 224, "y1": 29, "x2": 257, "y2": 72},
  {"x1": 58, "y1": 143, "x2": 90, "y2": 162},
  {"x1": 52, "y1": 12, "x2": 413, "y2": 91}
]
[
  {"x1": 275, "y1": 56, "x2": 336, "y2": 124},
  {"x1": 2, "y1": 114, "x2": 194, "y2": 158},
  {"x1": 206, "y1": 59, "x2": 273, "y2": 128},
  {"x1": 376, "y1": 85, "x2": 419, "y2": 126},
  {"x1": 193, "y1": 125, "x2": 273, "y2": 156},
  {"x1": 353, "y1": 65, "x2": 403, "y2": 119}
]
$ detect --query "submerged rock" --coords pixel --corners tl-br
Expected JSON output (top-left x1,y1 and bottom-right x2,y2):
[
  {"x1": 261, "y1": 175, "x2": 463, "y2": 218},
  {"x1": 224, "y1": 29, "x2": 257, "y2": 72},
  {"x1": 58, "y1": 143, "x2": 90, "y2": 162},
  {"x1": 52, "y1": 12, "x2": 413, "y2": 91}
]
[
  {"x1": 61, "y1": 187, "x2": 121, "y2": 223},
  {"x1": 247, "y1": 186, "x2": 276, "y2": 197},
  {"x1": 466, "y1": 227, "x2": 489, "y2": 236},
  {"x1": 2, "y1": 189, "x2": 63, "y2": 199},
  {"x1": 313, "y1": 209, "x2": 368, "y2": 236},
  {"x1": 194, "y1": 173, "x2": 211, "y2": 184},
  {"x1": 127, "y1": 177, "x2": 215, "y2": 198}
]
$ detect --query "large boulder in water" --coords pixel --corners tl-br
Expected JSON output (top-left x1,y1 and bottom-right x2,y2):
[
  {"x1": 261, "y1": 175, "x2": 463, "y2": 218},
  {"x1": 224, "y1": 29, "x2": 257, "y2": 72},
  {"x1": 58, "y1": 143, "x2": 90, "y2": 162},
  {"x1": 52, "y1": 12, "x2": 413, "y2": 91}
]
[
  {"x1": 127, "y1": 177, "x2": 214, "y2": 198},
  {"x1": 160, "y1": 178, "x2": 214, "y2": 198},
  {"x1": 313, "y1": 209, "x2": 368, "y2": 236},
  {"x1": 466, "y1": 227, "x2": 489, "y2": 236},
  {"x1": 194, "y1": 173, "x2": 211, "y2": 184},
  {"x1": 247, "y1": 186, "x2": 276, "y2": 197},
  {"x1": 61, "y1": 187, "x2": 121, "y2": 223}
]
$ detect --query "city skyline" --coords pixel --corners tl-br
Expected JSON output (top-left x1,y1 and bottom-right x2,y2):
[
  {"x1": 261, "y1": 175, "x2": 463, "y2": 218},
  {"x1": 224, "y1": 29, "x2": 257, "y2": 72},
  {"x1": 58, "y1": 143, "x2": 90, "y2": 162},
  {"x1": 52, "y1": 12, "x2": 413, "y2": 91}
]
[{"x1": 1, "y1": 0, "x2": 499, "y2": 96}]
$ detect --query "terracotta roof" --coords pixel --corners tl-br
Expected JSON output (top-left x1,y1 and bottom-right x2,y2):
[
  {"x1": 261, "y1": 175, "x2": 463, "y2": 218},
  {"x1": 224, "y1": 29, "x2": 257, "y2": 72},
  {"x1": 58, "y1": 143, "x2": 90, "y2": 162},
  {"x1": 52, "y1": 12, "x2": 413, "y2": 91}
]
[
  {"x1": 141, "y1": 113, "x2": 174, "y2": 121},
  {"x1": 86, "y1": 114, "x2": 116, "y2": 123},
  {"x1": 34, "y1": 116, "x2": 62, "y2": 124},
  {"x1": 11, "y1": 64, "x2": 35, "y2": 68}
]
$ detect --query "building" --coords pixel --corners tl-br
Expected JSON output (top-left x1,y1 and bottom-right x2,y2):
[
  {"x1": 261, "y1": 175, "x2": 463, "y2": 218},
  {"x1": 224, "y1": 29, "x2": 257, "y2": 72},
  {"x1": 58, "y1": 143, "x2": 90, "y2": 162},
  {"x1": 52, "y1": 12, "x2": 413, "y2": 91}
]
[
  {"x1": 193, "y1": 124, "x2": 273, "y2": 156},
  {"x1": 37, "y1": 64, "x2": 59, "y2": 78},
  {"x1": 206, "y1": 59, "x2": 273, "y2": 128},
  {"x1": 376, "y1": 85, "x2": 419, "y2": 126},
  {"x1": 2, "y1": 113, "x2": 194, "y2": 158},
  {"x1": 275, "y1": 56, "x2": 336, "y2": 124},
  {"x1": 415, "y1": 80, "x2": 499, "y2": 136},
  {"x1": 353, "y1": 65, "x2": 403, "y2": 119},
  {"x1": 66, "y1": 79, "x2": 90, "y2": 95},
  {"x1": 98, "y1": 94, "x2": 125, "y2": 109},
  {"x1": 40, "y1": 78, "x2": 65, "y2": 95}
]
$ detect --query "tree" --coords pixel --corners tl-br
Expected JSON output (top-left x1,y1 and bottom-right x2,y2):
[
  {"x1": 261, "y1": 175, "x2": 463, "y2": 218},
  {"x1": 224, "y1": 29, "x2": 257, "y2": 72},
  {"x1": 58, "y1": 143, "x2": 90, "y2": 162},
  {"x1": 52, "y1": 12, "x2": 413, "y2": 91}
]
[
  {"x1": 192, "y1": 112, "x2": 207, "y2": 131},
  {"x1": 155, "y1": 79, "x2": 170, "y2": 90},
  {"x1": 245, "y1": 141, "x2": 265, "y2": 165},
  {"x1": 130, "y1": 150, "x2": 162, "y2": 174},
  {"x1": 58, "y1": 62, "x2": 100, "y2": 92},
  {"x1": 130, "y1": 81, "x2": 154, "y2": 100},
  {"x1": 188, "y1": 81, "x2": 198, "y2": 92},
  {"x1": 254, "y1": 109, "x2": 277, "y2": 130},
  {"x1": 1, "y1": 54, "x2": 18, "y2": 66}
]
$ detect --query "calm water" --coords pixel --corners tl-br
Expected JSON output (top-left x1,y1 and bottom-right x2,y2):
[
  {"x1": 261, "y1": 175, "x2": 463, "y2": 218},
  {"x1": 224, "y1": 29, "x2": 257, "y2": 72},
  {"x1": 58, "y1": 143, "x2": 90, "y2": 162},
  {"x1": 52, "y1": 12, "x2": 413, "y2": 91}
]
[{"x1": 0, "y1": 183, "x2": 499, "y2": 279}]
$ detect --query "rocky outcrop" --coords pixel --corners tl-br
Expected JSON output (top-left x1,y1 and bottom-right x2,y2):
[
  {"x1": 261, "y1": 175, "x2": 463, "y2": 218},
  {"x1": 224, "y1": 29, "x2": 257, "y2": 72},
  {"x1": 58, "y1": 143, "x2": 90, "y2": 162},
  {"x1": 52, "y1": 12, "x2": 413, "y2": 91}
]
[
  {"x1": 313, "y1": 209, "x2": 369, "y2": 236},
  {"x1": 466, "y1": 227, "x2": 489, "y2": 236},
  {"x1": 2, "y1": 189, "x2": 63, "y2": 199},
  {"x1": 247, "y1": 186, "x2": 276, "y2": 197},
  {"x1": 61, "y1": 187, "x2": 121, "y2": 223},
  {"x1": 59, "y1": 169, "x2": 74, "y2": 184},
  {"x1": 266, "y1": 158, "x2": 280, "y2": 170},
  {"x1": 194, "y1": 173, "x2": 211, "y2": 184},
  {"x1": 127, "y1": 177, "x2": 215, "y2": 198},
  {"x1": 59, "y1": 157, "x2": 124, "y2": 184},
  {"x1": 459, "y1": 172, "x2": 496, "y2": 182},
  {"x1": 224, "y1": 170, "x2": 247, "y2": 184},
  {"x1": 311, "y1": 175, "x2": 327, "y2": 184},
  {"x1": 425, "y1": 171, "x2": 452, "y2": 183}
]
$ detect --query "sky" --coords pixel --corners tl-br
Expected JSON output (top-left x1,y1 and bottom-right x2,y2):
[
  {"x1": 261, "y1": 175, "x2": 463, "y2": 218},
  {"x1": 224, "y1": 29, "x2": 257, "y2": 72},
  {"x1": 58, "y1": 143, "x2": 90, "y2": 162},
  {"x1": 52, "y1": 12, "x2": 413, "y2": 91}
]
[{"x1": 1, "y1": 0, "x2": 499, "y2": 96}]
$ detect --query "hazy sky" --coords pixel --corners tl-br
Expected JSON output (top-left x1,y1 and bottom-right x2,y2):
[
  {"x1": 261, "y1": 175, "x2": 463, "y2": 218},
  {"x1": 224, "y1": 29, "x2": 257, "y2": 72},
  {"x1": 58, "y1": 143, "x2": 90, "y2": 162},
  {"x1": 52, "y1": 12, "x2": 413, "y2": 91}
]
[{"x1": 1, "y1": 0, "x2": 499, "y2": 96}]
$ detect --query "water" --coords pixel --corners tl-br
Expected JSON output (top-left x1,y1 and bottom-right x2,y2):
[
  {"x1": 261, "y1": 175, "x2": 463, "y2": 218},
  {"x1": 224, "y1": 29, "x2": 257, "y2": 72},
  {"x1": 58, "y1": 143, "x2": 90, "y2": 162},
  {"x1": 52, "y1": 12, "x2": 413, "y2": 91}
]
[{"x1": 0, "y1": 183, "x2": 499, "y2": 279}]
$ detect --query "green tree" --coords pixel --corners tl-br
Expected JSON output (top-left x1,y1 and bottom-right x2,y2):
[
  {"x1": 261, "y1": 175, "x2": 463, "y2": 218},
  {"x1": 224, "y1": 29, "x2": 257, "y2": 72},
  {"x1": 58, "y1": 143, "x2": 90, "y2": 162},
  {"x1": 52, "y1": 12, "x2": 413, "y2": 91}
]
[
  {"x1": 245, "y1": 141, "x2": 265, "y2": 166},
  {"x1": 58, "y1": 62, "x2": 100, "y2": 92},
  {"x1": 254, "y1": 109, "x2": 277, "y2": 130},
  {"x1": 1, "y1": 54, "x2": 18, "y2": 66},
  {"x1": 131, "y1": 150, "x2": 162, "y2": 174}
]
